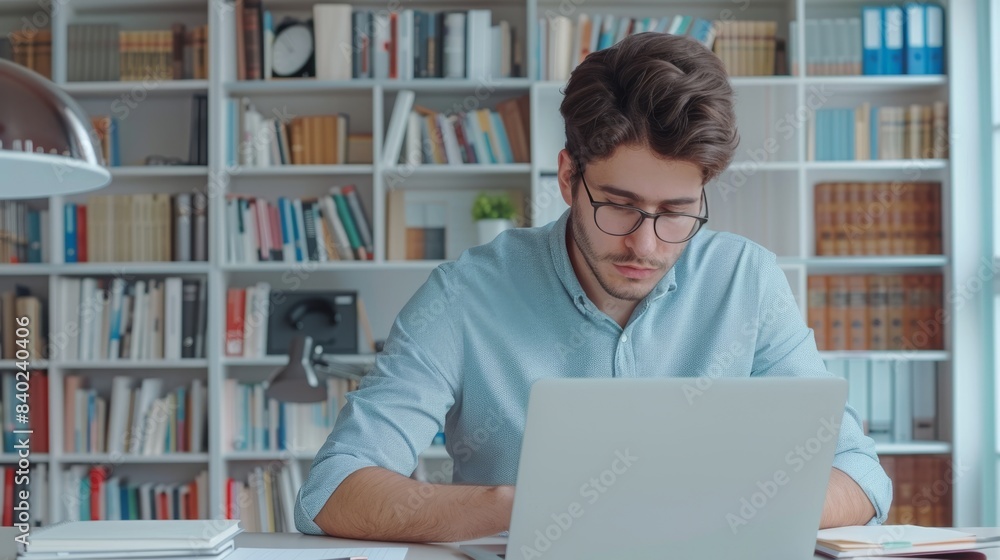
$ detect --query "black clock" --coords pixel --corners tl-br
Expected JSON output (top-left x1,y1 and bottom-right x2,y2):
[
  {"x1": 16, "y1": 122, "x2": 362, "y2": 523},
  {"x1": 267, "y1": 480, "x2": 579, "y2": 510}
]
[{"x1": 272, "y1": 18, "x2": 315, "y2": 78}]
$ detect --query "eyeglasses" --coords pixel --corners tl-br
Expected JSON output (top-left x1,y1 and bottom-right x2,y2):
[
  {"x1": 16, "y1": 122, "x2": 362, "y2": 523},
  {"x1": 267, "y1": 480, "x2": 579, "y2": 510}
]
[{"x1": 579, "y1": 170, "x2": 709, "y2": 244}]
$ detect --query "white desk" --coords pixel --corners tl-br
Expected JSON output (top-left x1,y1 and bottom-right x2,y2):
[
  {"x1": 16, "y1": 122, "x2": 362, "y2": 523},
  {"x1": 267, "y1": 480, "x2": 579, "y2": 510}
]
[
  {"x1": 235, "y1": 528, "x2": 1000, "y2": 559},
  {"x1": 2, "y1": 527, "x2": 997, "y2": 559}
]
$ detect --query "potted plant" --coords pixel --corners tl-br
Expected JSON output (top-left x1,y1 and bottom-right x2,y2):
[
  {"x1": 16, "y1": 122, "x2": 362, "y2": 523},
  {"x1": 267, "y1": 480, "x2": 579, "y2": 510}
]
[{"x1": 472, "y1": 193, "x2": 517, "y2": 245}]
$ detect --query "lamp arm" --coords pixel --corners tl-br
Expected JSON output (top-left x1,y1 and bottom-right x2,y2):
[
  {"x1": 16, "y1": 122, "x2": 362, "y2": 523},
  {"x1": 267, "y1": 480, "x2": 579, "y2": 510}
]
[{"x1": 312, "y1": 357, "x2": 369, "y2": 383}]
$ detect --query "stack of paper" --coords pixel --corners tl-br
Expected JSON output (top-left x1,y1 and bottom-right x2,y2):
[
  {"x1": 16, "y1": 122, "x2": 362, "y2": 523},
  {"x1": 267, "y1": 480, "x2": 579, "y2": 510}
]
[
  {"x1": 18, "y1": 520, "x2": 242, "y2": 560},
  {"x1": 816, "y1": 525, "x2": 1000, "y2": 558}
]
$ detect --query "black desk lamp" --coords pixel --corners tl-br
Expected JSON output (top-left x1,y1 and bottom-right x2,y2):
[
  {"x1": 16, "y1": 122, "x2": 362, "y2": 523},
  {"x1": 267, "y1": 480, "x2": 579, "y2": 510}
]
[{"x1": 265, "y1": 334, "x2": 370, "y2": 403}]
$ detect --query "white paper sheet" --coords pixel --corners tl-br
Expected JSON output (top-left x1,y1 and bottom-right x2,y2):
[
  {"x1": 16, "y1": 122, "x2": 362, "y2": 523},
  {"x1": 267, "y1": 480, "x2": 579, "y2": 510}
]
[{"x1": 225, "y1": 547, "x2": 408, "y2": 560}]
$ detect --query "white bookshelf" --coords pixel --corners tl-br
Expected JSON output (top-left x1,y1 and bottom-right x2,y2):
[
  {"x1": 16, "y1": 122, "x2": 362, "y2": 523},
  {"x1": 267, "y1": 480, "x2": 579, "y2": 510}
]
[{"x1": 0, "y1": 0, "x2": 985, "y2": 528}]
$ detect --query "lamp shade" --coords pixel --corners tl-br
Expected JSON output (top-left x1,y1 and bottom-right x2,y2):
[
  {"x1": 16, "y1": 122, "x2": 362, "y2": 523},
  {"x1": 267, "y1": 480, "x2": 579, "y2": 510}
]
[
  {"x1": 0, "y1": 59, "x2": 111, "y2": 198},
  {"x1": 266, "y1": 335, "x2": 328, "y2": 403}
]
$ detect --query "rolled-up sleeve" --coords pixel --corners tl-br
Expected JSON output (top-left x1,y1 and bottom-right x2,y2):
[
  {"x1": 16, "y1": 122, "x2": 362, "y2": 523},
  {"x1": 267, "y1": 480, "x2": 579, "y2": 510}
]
[
  {"x1": 294, "y1": 265, "x2": 464, "y2": 535},
  {"x1": 749, "y1": 252, "x2": 892, "y2": 525}
]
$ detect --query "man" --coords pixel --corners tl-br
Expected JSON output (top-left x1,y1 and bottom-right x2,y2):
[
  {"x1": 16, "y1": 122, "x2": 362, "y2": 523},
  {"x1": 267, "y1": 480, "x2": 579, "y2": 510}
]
[{"x1": 295, "y1": 32, "x2": 891, "y2": 541}]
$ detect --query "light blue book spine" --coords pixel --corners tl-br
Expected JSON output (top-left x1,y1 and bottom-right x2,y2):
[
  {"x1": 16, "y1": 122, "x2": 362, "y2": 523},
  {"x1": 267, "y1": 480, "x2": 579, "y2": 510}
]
[{"x1": 491, "y1": 111, "x2": 514, "y2": 164}]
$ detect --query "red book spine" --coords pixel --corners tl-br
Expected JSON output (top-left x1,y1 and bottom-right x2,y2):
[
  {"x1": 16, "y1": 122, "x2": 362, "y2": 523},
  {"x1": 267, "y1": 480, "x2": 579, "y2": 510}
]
[
  {"x1": 225, "y1": 478, "x2": 233, "y2": 519},
  {"x1": 389, "y1": 12, "x2": 398, "y2": 79},
  {"x1": 158, "y1": 489, "x2": 168, "y2": 520},
  {"x1": 2, "y1": 468, "x2": 12, "y2": 525},
  {"x1": 188, "y1": 481, "x2": 197, "y2": 520},
  {"x1": 225, "y1": 289, "x2": 246, "y2": 357},
  {"x1": 29, "y1": 371, "x2": 49, "y2": 453},
  {"x1": 77, "y1": 204, "x2": 88, "y2": 263},
  {"x1": 88, "y1": 467, "x2": 103, "y2": 520}
]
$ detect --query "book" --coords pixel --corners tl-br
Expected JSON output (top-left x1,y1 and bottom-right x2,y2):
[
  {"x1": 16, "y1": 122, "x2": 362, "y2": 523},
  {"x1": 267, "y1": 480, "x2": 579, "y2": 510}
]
[
  {"x1": 816, "y1": 525, "x2": 1000, "y2": 558},
  {"x1": 21, "y1": 519, "x2": 242, "y2": 554}
]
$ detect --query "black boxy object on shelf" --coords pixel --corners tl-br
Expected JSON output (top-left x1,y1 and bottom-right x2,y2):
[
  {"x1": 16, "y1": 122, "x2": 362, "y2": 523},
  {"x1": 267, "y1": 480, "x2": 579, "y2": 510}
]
[{"x1": 266, "y1": 290, "x2": 358, "y2": 355}]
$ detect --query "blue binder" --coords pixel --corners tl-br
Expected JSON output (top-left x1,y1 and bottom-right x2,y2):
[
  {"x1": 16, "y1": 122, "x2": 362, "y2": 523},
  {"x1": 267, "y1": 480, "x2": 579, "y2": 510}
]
[
  {"x1": 925, "y1": 3, "x2": 944, "y2": 74},
  {"x1": 905, "y1": 3, "x2": 928, "y2": 74},
  {"x1": 882, "y1": 6, "x2": 905, "y2": 75},
  {"x1": 862, "y1": 6, "x2": 883, "y2": 75}
]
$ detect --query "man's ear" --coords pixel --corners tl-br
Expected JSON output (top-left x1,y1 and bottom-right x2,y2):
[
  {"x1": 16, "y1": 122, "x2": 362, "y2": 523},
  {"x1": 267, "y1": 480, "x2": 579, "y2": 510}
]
[{"x1": 557, "y1": 149, "x2": 575, "y2": 207}]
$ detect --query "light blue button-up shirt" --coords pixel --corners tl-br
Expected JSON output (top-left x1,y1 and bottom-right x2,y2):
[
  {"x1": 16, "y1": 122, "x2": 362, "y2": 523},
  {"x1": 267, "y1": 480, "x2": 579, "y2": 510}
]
[{"x1": 295, "y1": 211, "x2": 892, "y2": 534}]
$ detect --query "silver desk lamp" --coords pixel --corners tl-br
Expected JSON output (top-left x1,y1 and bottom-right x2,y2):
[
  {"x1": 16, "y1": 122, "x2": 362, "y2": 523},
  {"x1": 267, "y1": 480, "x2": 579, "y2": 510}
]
[
  {"x1": 266, "y1": 334, "x2": 370, "y2": 403},
  {"x1": 0, "y1": 59, "x2": 111, "y2": 196}
]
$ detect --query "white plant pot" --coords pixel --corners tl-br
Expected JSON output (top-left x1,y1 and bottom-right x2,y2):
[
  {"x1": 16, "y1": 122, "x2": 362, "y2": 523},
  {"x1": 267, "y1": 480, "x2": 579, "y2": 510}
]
[{"x1": 476, "y1": 219, "x2": 515, "y2": 245}]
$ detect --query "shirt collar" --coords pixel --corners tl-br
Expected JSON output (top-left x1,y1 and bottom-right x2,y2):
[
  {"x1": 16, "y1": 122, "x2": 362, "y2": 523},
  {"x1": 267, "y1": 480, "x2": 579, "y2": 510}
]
[{"x1": 548, "y1": 210, "x2": 679, "y2": 313}]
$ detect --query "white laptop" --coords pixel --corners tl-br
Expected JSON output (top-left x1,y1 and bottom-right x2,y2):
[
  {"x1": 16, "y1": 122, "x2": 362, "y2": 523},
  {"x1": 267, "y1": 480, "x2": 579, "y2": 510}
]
[{"x1": 461, "y1": 377, "x2": 848, "y2": 560}]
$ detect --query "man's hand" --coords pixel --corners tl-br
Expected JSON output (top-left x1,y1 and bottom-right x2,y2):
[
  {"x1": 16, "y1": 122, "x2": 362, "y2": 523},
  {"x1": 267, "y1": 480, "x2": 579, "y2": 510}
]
[
  {"x1": 820, "y1": 468, "x2": 877, "y2": 528},
  {"x1": 314, "y1": 467, "x2": 515, "y2": 542}
]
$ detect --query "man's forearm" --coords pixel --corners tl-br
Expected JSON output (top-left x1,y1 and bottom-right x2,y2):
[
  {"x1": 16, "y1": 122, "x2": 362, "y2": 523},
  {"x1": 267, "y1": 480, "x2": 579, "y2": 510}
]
[
  {"x1": 820, "y1": 468, "x2": 877, "y2": 528},
  {"x1": 313, "y1": 466, "x2": 514, "y2": 542}
]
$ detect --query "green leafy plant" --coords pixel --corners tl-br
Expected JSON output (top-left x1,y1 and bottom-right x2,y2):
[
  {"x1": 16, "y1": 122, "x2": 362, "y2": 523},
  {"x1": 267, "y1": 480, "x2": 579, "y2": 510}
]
[{"x1": 471, "y1": 193, "x2": 516, "y2": 221}]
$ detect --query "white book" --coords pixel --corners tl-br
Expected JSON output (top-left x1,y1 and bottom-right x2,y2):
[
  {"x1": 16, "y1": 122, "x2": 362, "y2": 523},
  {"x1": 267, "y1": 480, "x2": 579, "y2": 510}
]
[
  {"x1": 868, "y1": 363, "x2": 893, "y2": 442},
  {"x1": 439, "y1": 114, "x2": 463, "y2": 165},
  {"x1": 129, "y1": 280, "x2": 146, "y2": 362},
  {"x1": 174, "y1": 193, "x2": 192, "y2": 262},
  {"x1": 313, "y1": 4, "x2": 353, "y2": 81},
  {"x1": 130, "y1": 378, "x2": 163, "y2": 454},
  {"x1": 278, "y1": 465, "x2": 295, "y2": 533},
  {"x1": 190, "y1": 378, "x2": 205, "y2": 453},
  {"x1": 844, "y1": 360, "x2": 870, "y2": 435},
  {"x1": 405, "y1": 111, "x2": 423, "y2": 165},
  {"x1": 61, "y1": 466, "x2": 84, "y2": 522},
  {"x1": 224, "y1": 378, "x2": 240, "y2": 451},
  {"x1": 912, "y1": 363, "x2": 937, "y2": 440},
  {"x1": 373, "y1": 12, "x2": 390, "y2": 79},
  {"x1": 107, "y1": 376, "x2": 132, "y2": 454},
  {"x1": 63, "y1": 277, "x2": 82, "y2": 360},
  {"x1": 254, "y1": 281, "x2": 271, "y2": 358},
  {"x1": 139, "y1": 484, "x2": 154, "y2": 520},
  {"x1": 382, "y1": 89, "x2": 415, "y2": 166},
  {"x1": 78, "y1": 278, "x2": 99, "y2": 361},
  {"x1": 396, "y1": 10, "x2": 413, "y2": 80},
  {"x1": 32, "y1": 464, "x2": 48, "y2": 526},
  {"x1": 892, "y1": 363, "x2": 913, "y2": 442},
  {"x1": 97, "y1": 291, "x2": 110, "y2": 360},
  {"x1": 466, "y1": 10, "x2": 492, "y2": 80},
  {"x1": 443, "y1": 12, "x2": 466, "y2": 78},
  {"x1": 323, "y1": 192, "x2": 354, "y2": 260},
  {"x1": 142, "y1": 397, "x2": 168, "y2": 455},
  {"x1": 253, "y1": 467, "x2": 268, "y2": 531},
  {"x1": 163, "y1": 277, "x2": 183, "y2": 360},
  {"x1": 242, "y1": 285, "x2": 257, "y2": 358},
  {"x1": 242, "y1": 199, "x2": 257, "y2": 263}
]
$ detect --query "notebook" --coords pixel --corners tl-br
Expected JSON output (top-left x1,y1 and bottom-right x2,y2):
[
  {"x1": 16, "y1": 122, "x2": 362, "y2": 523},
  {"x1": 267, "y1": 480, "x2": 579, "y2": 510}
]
[
  {"x1": 816, "y1": 525, "x2": 1000, "y2": 558},
  {"x1": 19, "y1": 520, "x2": 243, "y2": 554}
]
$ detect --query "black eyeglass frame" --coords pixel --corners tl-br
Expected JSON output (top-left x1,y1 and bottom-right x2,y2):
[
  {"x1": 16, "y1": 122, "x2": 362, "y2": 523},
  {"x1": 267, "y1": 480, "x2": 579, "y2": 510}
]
[{"x1": 578, "y1": 167, "x2": 710, "y2": 244}]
